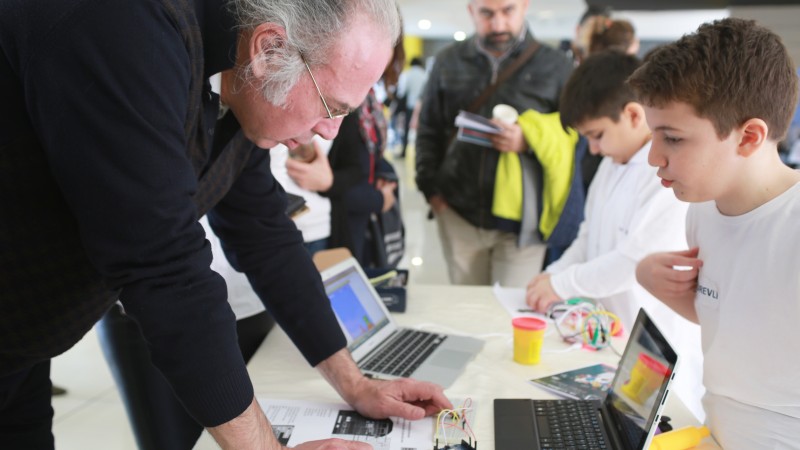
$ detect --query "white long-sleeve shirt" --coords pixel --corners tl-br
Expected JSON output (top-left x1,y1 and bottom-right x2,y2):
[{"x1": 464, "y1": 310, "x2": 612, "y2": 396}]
[
  {"x1": 547, "y1": 143, "x2": 689, "y2": 324},
  {"x1": 546, "y1": 142, "x2": 705, "y2": 420}
]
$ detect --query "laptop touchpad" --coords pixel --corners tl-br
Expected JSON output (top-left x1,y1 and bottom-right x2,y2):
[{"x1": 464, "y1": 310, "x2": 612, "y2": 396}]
[{"x1": 430, "y1": 350, "x2": 469, "y2": 368}]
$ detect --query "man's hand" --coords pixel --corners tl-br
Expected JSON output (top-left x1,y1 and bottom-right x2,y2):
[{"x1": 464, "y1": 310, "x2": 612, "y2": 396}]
[
  {"x1": 427, "y1": 194, "x2": 448, "y2": 214},
  {"x1": 348, "y1": 377, "x2": 452, "y2": 421},
  {"x1": 489, "y1": 121, "x2": 527, "y2": 153},
  {"x1": 206, "y1": 397, "x2": 279, "y2": 450},
  {"x1": 409, "y1": 101, "x2": 422, "y2": 130},
  {"x1": 206, "y1": 396, "x2": 387, "y2": 449},
  {"x1": 636, "y1": 248, "x2": 703, "y2": 323},
  {"x1": 286, "y1": 142, "x2": 333, "y2": 192},
  {"x1": 292, "y1": 439, "x2": 371, "y2": 450},
  {"x1": 526, "y1": 273, "x2": 562, "y2": 313},
  {"x1": 317, "y1": 349, "x2": 452, "y2": 421}
]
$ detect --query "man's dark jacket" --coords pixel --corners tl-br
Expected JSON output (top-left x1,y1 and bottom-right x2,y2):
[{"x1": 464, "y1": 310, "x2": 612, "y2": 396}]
[
  {"x1": 0, "y1": 0, "x2": 345, "y2": 426},
  {"x1": 415, "y1": 31, "x2": 583, "y2": 248}
]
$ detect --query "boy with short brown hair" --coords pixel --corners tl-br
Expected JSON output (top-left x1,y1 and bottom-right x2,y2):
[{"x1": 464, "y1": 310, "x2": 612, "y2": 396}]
[
  {"x1": 522, "y1": 50, "x2": 706, "y2": 420},
  {"x1": 631, "y1": 18, "x2": 800, "y2": 447}
]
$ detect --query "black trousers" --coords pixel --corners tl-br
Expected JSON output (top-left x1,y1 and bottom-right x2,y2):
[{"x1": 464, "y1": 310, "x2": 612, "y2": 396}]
[
  {"x1": 400, "y1": 108, "x2": 413, "y2": 157},
  {"x1": 96, "y1": 304, "x2": 274, "y2": 450},
  {"x1": 0, "y1": 361, "x2": 55, "y2": 449}
]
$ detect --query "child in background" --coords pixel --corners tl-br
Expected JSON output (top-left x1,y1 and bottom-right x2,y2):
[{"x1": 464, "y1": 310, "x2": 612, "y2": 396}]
[
  {"x1": 630, "y1": 18, "x2": 800, "y2": 448},
  {"x1": 588, "y1": 18, "x2": 639, "y2": 56},
  {"x1": 521, "y1": 51, "x2": 705, "y2": 420}
]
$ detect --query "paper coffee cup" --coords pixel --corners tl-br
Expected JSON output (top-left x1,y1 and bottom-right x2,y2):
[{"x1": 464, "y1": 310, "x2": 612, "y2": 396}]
[{"x1": 492, "y1": 104, "x2": 519, "y2": 125}]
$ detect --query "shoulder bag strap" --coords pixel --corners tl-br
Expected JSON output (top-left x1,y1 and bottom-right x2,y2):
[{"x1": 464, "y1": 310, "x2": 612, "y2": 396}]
[
  {"x1": 430, "y1": 41, "x2": 542, "y2": 220},
  {"x1": 444, "y1": 41, "x2": 542, "y2": 150},
  {"x1": 465, "y1": 40, "x2": 541, "y2": 113}
]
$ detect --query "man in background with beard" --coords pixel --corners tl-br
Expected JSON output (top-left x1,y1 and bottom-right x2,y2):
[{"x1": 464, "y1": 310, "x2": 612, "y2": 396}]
[{"x1": 415, "y1": 0, "x2": 576, "y2": 287}]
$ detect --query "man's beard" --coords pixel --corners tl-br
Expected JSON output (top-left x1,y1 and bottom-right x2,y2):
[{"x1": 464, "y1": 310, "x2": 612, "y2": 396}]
[{"x1": 480, "y1": 32, "x2": 515, "y2": 53}]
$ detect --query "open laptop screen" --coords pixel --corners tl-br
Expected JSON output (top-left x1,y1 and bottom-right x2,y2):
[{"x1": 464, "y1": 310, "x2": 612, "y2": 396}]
[
  {"x1": 604, "y1": 310, "x2": 678, "y2": 449},
  {"x1": 323, "y1": 265, "x2": 391, "y2": 350}
]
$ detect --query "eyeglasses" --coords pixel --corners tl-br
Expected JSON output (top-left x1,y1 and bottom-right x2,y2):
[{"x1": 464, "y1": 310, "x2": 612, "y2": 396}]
[{"x1": 301, "y1": 54, "x2": 350, "y2": 120}]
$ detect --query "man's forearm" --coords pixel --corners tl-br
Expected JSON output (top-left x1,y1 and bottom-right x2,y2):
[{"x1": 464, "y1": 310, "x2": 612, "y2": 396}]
[
  {"x1": 315, "y1": 348, "x2": 367, "y2": 405},
  {"x1": 208, "y1": 397, "x2": 280, "y2": 450}
]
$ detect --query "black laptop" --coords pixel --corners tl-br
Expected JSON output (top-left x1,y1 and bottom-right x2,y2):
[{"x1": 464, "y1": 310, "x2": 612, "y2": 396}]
[{"x1": 495, "y1": 309, "x2": 679, "y2": 450}]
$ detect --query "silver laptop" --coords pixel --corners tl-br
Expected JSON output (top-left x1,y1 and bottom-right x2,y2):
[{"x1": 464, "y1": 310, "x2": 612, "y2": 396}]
[
  {"x1": 495, "y1": 309, "x2": 679, "y2": 450},
  {"x1": 320, "y1": 258, "x2": 484, "y2": 388}
]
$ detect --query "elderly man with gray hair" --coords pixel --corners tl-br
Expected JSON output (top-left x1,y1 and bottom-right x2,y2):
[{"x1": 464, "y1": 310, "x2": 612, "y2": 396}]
[{"x1": 0, "y1": 0, "x2": 451, "y2": 449}]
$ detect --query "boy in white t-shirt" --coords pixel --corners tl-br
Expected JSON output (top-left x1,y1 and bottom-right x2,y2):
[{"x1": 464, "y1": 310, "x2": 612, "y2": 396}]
[
  {"x1": 630, "y1": 18, "x2": 800, "y2": 448},
  {"x1": 521, "y1": 50, "x2": 705, "y2": 420}
]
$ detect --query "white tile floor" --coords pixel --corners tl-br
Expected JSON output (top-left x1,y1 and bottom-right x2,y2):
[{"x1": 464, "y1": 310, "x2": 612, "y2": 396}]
[{"x1": 50, "y1": 144, "x2": 451, "y2": 449}]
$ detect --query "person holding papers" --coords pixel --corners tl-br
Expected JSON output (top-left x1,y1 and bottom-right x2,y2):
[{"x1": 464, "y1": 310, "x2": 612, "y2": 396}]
[
  {"x1": 415, "y1": 0, "x2": 578, "y2": 287},
  {"x1": 523, "y1": 51, "x2": 704, "y2": 421}
]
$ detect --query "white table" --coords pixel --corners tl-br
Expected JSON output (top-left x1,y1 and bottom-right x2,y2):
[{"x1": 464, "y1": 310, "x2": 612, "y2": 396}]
[{"x1": 196, "y1": 284, "x2": 716, "y2": 449}]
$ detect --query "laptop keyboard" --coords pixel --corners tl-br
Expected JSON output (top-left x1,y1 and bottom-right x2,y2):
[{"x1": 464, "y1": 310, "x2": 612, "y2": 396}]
[
  {"x1": 534, "y1": 400, "x2": 609, "y2": 449},
  {"x1": 360, "y1": 329, "x2": 447, "y2": 378}
]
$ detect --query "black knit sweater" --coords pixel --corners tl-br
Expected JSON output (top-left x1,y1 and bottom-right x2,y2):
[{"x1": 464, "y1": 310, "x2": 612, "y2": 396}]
[{"x1": 0, "y1": 0, "x2": 345, "y2": 426}]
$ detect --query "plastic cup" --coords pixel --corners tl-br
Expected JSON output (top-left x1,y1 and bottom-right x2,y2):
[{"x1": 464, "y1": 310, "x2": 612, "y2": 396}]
[
  {"x1": 620, "y1": 353, "x2": 670, "y2": 405},
  {"x1": 512, "y1": 317, "x2": 547, "y2": 365},
  {"x1": 492, "y1": 104, "x2": 519, "y2": 125}
]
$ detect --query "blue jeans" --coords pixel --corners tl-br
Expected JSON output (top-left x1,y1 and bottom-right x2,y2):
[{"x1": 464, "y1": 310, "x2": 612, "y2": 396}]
[
  {"x1": 304, "y1": 238, "x2": 329, "y2": 256},
  {"x1": 96, "y1": 305, "x2": 274, "y2": 450}
]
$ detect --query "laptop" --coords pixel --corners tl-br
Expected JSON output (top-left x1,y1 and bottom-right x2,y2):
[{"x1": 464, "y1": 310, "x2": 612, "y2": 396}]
[
  {"x1": 495, "y1": 309, "x2": 679, "y2": 450},
  {"x1": 320, "y1": 257, "x2": 484, "y2": 388}
]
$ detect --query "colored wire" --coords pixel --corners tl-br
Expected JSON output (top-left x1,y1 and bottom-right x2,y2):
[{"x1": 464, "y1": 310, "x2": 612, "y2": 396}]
[
  {"x1": 580, "y1": 310, "x2": 621, "y2": 351},
  {"x1": 547, "y1": 299, "x2": 622, "y2": 352},
  {"x1": 434, "y1": 398, "x2": 476, "y2": 447},
  {"x1": 459, "y1": 398, "x2": 476, "y2": 441}
]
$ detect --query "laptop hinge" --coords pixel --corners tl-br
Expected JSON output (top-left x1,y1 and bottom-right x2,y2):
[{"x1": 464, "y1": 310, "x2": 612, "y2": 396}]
[{"x1": 599, "y1": 404, "x2": 625, "y2": 450}]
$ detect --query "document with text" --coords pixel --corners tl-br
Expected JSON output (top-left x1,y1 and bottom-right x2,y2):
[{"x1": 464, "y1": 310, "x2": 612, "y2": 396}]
[{"x1": 258, "y1": 398, "x2": 433, "y2": 450}]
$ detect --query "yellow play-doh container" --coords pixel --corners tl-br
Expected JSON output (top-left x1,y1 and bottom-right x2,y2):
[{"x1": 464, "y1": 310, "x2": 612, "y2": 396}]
[
  {"x1": 621, "y1": 352, "x2": 670, "y2": 405},
  {"x1": 512, "y1": 317, "x2": 547, "y2": 365}
]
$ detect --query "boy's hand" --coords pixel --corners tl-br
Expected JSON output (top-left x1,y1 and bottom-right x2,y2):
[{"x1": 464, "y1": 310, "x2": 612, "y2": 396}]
[
  {"x1": 526, "y1": 273, "x2": 562, "y2": 313},
  {"x1": 636, "y1": 248, "x2": 703, "y2": 323},
  {"x1": 489, "y1": 121, "x2": 527, "y2": 153}
]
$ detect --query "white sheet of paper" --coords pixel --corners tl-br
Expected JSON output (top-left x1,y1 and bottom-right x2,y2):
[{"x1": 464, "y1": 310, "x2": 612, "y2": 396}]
[
  {"x1": 258, "y1": 397, "x2": 478, "y2": 450},
  {"x1": 492, "y1": 282, "x2": 549, "y2": 320},
  {"x1": 258, "y1": 398, "x2": 433, "y2": 450}
]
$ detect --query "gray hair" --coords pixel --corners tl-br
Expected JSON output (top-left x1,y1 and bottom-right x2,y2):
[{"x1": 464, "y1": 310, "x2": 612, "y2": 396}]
[{"x1": 231, "y1": 0, "x2": 401, "y2": 105}]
